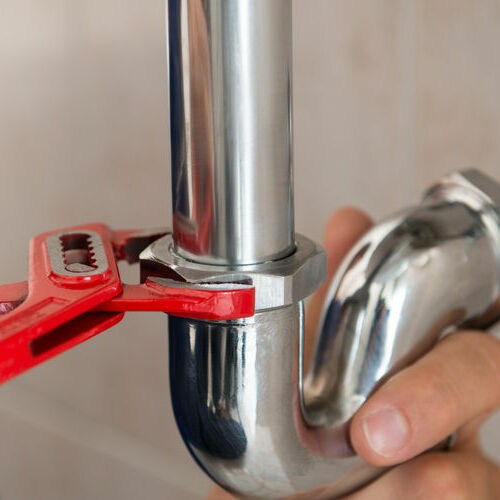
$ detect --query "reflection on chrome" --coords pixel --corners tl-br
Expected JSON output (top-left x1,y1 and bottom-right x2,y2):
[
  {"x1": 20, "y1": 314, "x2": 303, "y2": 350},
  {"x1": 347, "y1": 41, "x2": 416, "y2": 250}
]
[
  {"x1": 164, "y1": 0, "x2": 500, "y2": 497},
  {"x1": 168, "y1": 0, "x2": 294, "y2": 266},
  {"x1": 166, "y1": 170, "x2": 500, "y2": 499}
]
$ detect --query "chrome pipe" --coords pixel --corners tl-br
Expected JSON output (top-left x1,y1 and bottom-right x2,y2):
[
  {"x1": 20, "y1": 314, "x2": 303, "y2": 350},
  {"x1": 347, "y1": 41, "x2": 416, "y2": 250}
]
[
  {"x1": 304, "y1": 170, "x2": 500, "y2": 430},
  {"x1": 168, "y1": 0, "x2": 294, "y2": 265},
  {"x1": 163, "y1": 1, "x2": 500, "y2": 498},
  {"x1": 155, "y1": 170, "x2": 500, "y2": 499},
  {"x1": 169, "y1": 304, "x2": 381, "y2": 499}
]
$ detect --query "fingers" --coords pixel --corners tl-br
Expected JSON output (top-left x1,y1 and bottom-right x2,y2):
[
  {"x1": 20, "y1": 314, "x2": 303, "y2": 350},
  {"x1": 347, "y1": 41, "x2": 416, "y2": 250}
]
[
  {"x1": 346, "y1": 451, "x2": 500, "y2": 500},
  {"x1": 350, "y1": 331, "x2": 500, "y2": 466},
  {"x1": 305, "y1": 208, "x2": 372, "y2": 366}
]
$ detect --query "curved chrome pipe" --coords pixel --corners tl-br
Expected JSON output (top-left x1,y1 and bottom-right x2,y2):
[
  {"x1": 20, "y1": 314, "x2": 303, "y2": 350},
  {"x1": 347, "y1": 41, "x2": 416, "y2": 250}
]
[
  {"x1": 166, "y1": 170, "x2": 500, "y2": 499},
  {"x1": 169, "y1": 305, "x2": 380, "y2": 499},
  {"x1": 304, "y1": 169, "x2": 500, "y2": 429},
  {"x1": 164, "y1": 1, "x2": 500, "y2": 497}
]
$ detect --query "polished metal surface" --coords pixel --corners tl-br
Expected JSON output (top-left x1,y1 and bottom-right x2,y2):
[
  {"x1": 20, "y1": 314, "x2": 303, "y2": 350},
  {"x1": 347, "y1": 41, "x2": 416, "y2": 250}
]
[
  {"x1": 305, "y1": 169, "x2": 500, "y2": 429},
  {"x1": 168, "y1": 305, "x2": 383, "y2": 500},
  {"x1": 168, "y1": 0, "x2": 294, "y2": 265},
  {"x1": 165, "y1": 0, "x2": 500, "y2": 496},
  {"x1": 149, "y1": 277, "x2": 254, "y2": 292},
  {"x1": 141, "y1": 233, "x2": 326, "y2": 311},
  {"x1": 161, "y1": 170, "x2": 500, "y2": 499}
]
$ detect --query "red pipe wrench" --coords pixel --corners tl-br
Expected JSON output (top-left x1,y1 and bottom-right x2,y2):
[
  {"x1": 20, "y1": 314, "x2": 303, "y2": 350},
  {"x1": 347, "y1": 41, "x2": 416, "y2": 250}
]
[{"x1": 0, "y1": 224, "x2": 255, "y2": 384}]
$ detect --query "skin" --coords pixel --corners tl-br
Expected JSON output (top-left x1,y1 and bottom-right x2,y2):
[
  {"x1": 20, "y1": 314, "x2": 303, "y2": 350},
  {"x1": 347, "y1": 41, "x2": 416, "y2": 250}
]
[{"x1": 209, "y1": 208, "x2": 500, "y2": 500}]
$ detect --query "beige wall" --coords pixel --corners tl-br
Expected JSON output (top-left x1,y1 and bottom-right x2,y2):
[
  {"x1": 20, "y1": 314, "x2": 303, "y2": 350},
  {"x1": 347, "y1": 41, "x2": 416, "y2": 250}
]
[{"x1": 0, "y1": 1, "x2": 499, "y2": 498}]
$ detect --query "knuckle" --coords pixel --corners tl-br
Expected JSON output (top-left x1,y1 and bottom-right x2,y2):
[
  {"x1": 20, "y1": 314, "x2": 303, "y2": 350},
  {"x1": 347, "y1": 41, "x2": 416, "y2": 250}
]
[{"x1": 417, "y1": 455, "x2": 471, "y2": 500}]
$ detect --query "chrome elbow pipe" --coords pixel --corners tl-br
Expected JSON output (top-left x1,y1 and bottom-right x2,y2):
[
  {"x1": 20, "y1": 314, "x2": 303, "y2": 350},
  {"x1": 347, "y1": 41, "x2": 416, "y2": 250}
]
[
  {"x1": 157, "y1": 1, "x2": 500, "y2": 498},
  {"x1": 303, "y1": 169, "x2": 500, "y2": 431},
  {"x1": 146, "y1": 169, "x2": 500, "y2": 499}
]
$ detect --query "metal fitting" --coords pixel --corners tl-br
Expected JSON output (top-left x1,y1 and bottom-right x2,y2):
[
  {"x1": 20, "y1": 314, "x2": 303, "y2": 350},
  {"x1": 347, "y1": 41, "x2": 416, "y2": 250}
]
[
  {"x1": 425, "y1": 169, "x2": 500, "y2": 229},
  {"x1": 305, "y1": 168, "x2": 500, "y2": 433},
  {"x1": 164, "y1": 169, "x2": 500, "y2": 499},
  {"x1": 140, "y1": 234, "x2": 326, "y2": 312}
]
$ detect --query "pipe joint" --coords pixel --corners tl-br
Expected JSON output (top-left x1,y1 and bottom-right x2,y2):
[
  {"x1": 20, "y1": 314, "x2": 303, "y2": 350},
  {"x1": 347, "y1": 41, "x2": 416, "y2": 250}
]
[{"x1": 140, "y1": 234, "x2": 326, "y2": 312}]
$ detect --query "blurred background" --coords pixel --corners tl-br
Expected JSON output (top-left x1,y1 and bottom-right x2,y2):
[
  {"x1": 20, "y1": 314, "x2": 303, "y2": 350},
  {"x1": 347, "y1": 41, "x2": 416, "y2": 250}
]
[{"x1": 1, "y1": 1, "x2": 500, "y2": 499}]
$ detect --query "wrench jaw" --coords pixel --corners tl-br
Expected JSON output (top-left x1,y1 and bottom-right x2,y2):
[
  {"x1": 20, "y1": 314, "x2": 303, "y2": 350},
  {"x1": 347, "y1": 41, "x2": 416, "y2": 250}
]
[{"x1": 0, "y1": 224, "x2": 255, "y2": 385}]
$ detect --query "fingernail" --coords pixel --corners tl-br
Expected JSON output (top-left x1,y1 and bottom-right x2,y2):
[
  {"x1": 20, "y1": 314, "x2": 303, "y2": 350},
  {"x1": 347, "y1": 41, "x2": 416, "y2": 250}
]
[{"x1": 362, "y1": 406, "x2": 410, "y2": 457}]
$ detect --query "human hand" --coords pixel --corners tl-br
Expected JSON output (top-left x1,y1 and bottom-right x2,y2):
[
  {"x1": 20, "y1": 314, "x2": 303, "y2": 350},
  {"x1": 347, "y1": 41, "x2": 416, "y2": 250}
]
[{"x1": 209, "y1": 207, "x2": 500, "y2": 499}]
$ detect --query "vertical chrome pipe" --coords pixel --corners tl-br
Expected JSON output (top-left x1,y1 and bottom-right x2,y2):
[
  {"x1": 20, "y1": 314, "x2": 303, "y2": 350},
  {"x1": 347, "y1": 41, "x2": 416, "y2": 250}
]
[{"x1": 168, "y1": 0, "x2": 294, "y2": 265}]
